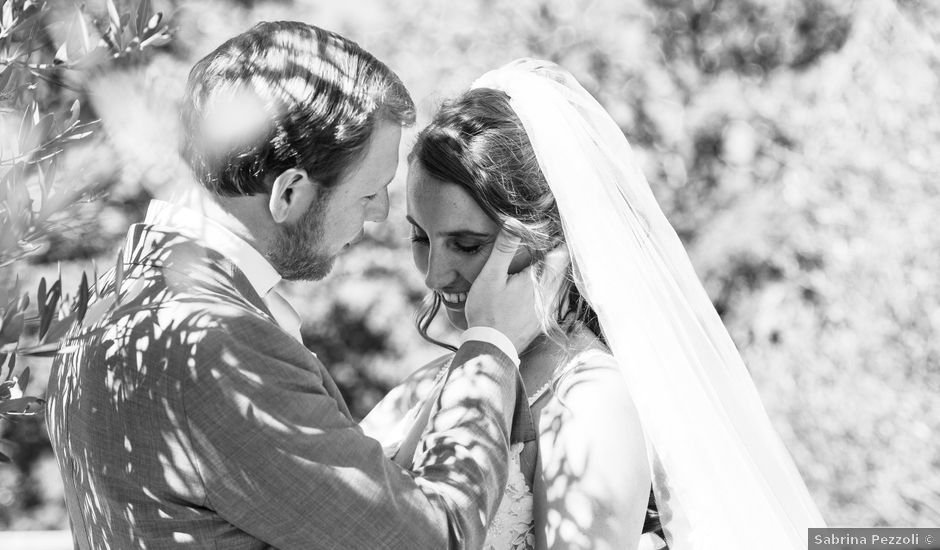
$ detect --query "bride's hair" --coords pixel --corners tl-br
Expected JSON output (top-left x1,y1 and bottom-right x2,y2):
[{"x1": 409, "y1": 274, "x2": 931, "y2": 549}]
[{"x1": 410, "y1": 88, "x2": 603, "y2": 350}]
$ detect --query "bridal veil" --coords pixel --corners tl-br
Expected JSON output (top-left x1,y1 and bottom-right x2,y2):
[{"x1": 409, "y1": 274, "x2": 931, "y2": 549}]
[{"x1": 471, "y1": 59, "x2": 825, "y2": 549}]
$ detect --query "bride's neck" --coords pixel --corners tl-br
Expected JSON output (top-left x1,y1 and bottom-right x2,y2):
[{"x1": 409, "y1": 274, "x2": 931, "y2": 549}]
[{"x1": 518, "y1": 324, "x2": 604, "y2": 379}]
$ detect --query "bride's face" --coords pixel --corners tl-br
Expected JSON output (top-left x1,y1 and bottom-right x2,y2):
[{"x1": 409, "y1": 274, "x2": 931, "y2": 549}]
[{"x1": 406, "y1": 161, "x2": 531, "y2": 329}]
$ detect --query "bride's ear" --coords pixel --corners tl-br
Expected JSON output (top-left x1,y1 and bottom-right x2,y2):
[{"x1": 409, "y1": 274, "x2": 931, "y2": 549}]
[{"x1": 269, "y1": 168, "x2": 318, "y2": 224}]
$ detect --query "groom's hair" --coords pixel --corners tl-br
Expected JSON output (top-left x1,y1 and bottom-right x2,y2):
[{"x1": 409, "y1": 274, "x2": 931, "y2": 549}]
[{"x1": 180, "y1": 21, "x2": 415, "y2": 197}]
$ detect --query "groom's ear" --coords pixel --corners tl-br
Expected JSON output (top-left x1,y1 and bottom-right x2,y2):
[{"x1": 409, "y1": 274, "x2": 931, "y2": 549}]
[{"x1": 269, "y1": 168, "x2": 318, "y2": 225}]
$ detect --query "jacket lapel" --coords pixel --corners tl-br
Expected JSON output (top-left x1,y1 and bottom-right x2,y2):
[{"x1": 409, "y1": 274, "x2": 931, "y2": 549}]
[{"x1": 122, "y1": 223, "x2": 275, "y2": 321}]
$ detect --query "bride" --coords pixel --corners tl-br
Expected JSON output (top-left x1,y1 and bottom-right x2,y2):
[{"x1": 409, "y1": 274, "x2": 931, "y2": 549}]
[{"x1": 362, "y1": 59, "x2": 825, "y2": 549}]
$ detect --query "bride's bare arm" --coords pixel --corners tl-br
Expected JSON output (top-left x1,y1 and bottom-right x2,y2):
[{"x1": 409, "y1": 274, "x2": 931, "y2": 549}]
[
  {"x1": 535, "y1": 357, "x2": 650, "y2": 550},
  {"x1": 359, "y1": 354, "x2": 451, "y2": 444}
]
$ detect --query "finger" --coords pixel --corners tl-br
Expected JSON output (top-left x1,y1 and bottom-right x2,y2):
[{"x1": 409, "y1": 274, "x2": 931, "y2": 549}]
[
  {"x1": 537, "y1": 245, "x2": 571, "y2": 296},
  {"x1": 477, "y1": 229, "x2": 522, "y2": 283},
  {"x1": 540, "y1": 245, "x2": 570, "y2": 283}
]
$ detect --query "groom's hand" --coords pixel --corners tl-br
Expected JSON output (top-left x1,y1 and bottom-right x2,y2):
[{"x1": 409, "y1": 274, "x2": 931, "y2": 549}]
[{"x1": 465, "y1": 228, "x2": 570, "y2": 352}]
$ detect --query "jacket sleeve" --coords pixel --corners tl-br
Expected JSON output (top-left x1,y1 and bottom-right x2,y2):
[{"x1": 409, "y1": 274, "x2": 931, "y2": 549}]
[{"x1": 181, "y1": 315, "x2": 517, "y2": 550}]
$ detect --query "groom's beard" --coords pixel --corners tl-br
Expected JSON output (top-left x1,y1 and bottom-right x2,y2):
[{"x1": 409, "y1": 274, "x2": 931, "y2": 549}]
[{"x1": 267, "y1": 202, "x2": 335, "y2": 281}]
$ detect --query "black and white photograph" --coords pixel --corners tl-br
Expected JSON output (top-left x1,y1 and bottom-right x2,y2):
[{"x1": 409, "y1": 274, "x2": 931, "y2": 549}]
[{"x1": 0, "y1": 0, "x2": 936, "y2": 548}]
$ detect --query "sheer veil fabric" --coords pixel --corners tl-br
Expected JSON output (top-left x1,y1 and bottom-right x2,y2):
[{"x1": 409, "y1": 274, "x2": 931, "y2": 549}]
[{"x1": 471, "y1": 60, "x2": 825, "y2": 549}]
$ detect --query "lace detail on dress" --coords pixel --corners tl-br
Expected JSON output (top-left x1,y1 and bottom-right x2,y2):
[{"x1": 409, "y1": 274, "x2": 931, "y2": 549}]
[{"x1": 483, "y1": 442, "x2": 535, "y2": 550}]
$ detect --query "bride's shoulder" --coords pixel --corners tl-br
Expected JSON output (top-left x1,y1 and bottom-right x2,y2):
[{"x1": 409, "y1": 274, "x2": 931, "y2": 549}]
[
  {"x1": 557, "y1": 352, "x2": 621, "y2": 393},
  {"x1": 546, "y1": 332, "x2": 631, "y2": 408},
  {"x1": 404, "y1": 353, "x2": 454, "y2": 384},
  {"x1": 558, "y1": 331, "x2": 619, "y2": 379},
  {"x1": 524, "y1": 328, "x2": 625, "y2": 408},
  {"x1": 538, "y1": 332, "x2": 647, "y2": 458},
  {"x1": 360, "y1": 353, "x2": 453, "y2": 433},
  {"x1": 391, "y1": 352, "x2": 453, "y2": 399},
  {"x1": 567, "y1": 344, "x2": 618, "y2": 371}
]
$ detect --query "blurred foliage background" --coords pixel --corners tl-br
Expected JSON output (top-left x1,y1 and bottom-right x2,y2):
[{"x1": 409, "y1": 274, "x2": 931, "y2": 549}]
[{"x1": 0, "y1": 0, "x2": 937, "y2": 532}]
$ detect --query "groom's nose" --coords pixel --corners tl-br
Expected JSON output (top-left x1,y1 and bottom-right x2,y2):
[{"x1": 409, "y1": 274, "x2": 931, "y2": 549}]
[{"x1": 365, "y1": 187, "x2": 390, "y2": 223}]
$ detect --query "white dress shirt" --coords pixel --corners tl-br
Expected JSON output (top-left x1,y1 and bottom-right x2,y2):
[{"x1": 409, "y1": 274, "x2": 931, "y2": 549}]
[{"x1": 145, "y1": 200, "x2": 303, "y2": 343}]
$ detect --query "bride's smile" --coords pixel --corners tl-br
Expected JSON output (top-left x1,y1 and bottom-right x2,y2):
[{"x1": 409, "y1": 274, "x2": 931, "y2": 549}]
[{"x1": 438, "y1": 291, "x2": 468, "y2": 307}]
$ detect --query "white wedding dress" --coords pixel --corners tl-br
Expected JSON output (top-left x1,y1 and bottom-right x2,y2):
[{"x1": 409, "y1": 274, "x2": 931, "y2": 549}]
[
  {"x1": 361, "y1": 348, "x2": 672, "y2": 550},
  {"x1": 479, "y1": 442, "x2": 536, "y2": 550},
  {"x1": 361, "y1": 354, "x2": 537, "y2": 550}
]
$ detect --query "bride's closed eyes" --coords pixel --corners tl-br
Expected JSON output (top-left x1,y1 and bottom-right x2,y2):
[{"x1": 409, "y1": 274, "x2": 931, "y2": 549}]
[
  {"x1": 407, "y1": 221, "x2": 490, "y2": 256},
  {"x1": 450, "y1": 241, "x2": 484, "y2": 255}
]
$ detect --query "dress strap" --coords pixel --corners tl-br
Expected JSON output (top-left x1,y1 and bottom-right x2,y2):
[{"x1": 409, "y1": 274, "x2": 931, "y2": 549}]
[
  {"x1": 527, "y1": 347, "x2": 618, "y2": 407},
  {"x1": 527, "y1": 380, "x2": 553, "y2": 406}
]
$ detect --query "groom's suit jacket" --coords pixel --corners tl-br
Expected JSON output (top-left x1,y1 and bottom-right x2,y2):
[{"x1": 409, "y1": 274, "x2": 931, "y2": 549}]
[{"x1": 46, "y1": 221, "x2": 527, "y2": 550}]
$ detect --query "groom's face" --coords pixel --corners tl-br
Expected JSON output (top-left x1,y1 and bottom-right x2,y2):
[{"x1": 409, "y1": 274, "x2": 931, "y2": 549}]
[{"x1": 273, "y1": 121, "x2": 401, "y2": 281}]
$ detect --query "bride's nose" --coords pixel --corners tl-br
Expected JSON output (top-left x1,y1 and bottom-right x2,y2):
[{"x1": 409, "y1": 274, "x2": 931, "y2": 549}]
[{"x1": 424, "y1": 249, "x2": 458, "y2": 290}]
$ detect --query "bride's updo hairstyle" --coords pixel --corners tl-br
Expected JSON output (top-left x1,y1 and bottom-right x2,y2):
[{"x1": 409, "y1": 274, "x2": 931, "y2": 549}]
[{"x1": 410, "y1": 88, "x2": 603, "y2": 348}]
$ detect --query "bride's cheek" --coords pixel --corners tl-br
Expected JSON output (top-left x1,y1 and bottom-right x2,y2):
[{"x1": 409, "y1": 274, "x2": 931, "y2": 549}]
[{"x1": 467, "y1": 253, "x2": 491, "y2": 284}]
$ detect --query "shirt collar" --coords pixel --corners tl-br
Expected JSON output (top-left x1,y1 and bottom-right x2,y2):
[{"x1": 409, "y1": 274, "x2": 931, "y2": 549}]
[{"x1": 144, "y1": 199, "x2": 281, "y2": 297}]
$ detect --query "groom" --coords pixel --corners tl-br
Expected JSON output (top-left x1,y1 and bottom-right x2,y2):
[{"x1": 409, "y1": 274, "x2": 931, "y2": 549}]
[{"x1": 46, "y1": 21, "x2": 544, "y2": 549}]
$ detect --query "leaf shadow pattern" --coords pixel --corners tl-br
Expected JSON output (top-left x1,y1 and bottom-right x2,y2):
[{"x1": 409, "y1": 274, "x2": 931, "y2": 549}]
[
  {"x1": 181, "y1": 21, "x2": 387, "y2": 196},
  {"x1": 535, "y1": 387, "x2": 668, "y2": 550},
  {"x1": 40, "y1": 26, "x2": 412, "y2": 545},
  {"x1": 358, "y1": 356, "x2": 449, "y2": 448},
  {"x1": 409, "y1": 356, "x2": 527, "y2": 548},
  {"x1": 45, "y1": 223, "x2": 483, "y2": 548},
  {"x1": 44, "y1": 226, "x2": 290, "y2": 548}
]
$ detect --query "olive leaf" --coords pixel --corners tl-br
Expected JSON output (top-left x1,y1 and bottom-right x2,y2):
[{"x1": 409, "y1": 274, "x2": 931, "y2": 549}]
[
  {"x1": 76, "y1": 271, "x2": 89, "y2": 326},
  {"x1": 0, "y1": 396, "x2": 43, "y2": 415},
  {"x1": 38, "y1": 277, "x2": 61, "y2": 342}
]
